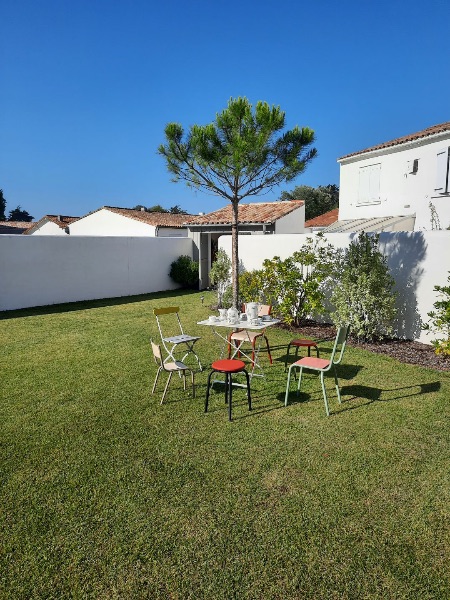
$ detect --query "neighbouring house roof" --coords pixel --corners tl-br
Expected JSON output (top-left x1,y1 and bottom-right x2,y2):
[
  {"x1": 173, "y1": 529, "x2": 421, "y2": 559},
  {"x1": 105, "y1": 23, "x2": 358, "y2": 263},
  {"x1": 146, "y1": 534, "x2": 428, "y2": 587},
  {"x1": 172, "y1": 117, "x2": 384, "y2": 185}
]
[
  {"x1": 305, "y1": 208, "x2": 339, "y2": 228},
  {"x1": 186, "y1": 201, "x2": 304, "y2": 226},
  {"x1": 339, "y1": 121, "x2": 450, "y2": 160},
  {"x1": 322, "y1": 214, "x2": 416, "y2": 233},
  {"x1": 0, "y1": 221, "x2": 35, "y2": 234},
  {"x1": 88, "y1": 206, "x2": 196, "y2": 228},
  {"x1": 25, "y1": 215, "x2": 80, "y2": 234}
]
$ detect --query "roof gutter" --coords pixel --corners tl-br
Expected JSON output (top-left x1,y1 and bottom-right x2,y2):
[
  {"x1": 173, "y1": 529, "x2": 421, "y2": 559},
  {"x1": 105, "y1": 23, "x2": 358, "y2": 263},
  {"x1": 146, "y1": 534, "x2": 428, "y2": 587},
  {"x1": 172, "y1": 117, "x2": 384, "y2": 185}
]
[{"x1": 338, "y1": 129, "x2": 450, "y2": 164}]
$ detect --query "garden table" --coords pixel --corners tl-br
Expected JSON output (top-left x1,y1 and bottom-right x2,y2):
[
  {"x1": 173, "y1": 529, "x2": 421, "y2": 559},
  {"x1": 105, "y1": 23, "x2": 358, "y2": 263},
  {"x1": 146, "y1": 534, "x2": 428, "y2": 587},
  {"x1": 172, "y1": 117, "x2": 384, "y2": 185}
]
[{"x1": 197, "y1": 316, "x2": 280, "y2": 381}]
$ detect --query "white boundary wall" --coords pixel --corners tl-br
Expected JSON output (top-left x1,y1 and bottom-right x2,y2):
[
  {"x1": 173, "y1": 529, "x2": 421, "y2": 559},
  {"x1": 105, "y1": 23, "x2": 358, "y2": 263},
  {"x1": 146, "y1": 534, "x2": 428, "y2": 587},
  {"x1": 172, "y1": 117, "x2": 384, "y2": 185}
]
[
  {"x1": 219, "y1": 231, "x2": 450, "y2": 344},
  {"x1": 0, "y1": 236, "x2": 193, "y2": 311}
]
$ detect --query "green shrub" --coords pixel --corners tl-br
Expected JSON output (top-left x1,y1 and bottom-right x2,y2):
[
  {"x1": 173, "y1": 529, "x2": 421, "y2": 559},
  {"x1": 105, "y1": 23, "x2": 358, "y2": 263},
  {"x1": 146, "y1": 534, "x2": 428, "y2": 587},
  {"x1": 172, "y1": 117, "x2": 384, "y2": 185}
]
[
  {"x1": 239, "y1": 269, "x2": 265, "y2": 305},
  {"x1": 331, "y1": 232, "x2": 396, "y2": 341},
  {"x1": 258, "y1": 234, "x2": 338, "y2": 326},
  {"x1": 424, "y1": 273, "x2": 450, "y2": 356},
  {"x1": 169, "y1": 255, "x2": 199, "y2": 289}
]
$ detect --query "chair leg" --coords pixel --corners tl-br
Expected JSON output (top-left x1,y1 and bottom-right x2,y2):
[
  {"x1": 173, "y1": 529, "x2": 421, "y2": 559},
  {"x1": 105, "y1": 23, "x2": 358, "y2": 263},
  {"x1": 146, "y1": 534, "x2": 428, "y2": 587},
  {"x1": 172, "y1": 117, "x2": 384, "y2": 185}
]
[
  {"x1": 264, "y1": 336, "x2": 272, "y2": 364},
  {"x1": 297, "y1": 366, "x2": 304, "y2": 395},
  {"x1": 243, "y1": 370, "x2": 252, "y2": 410},
  {"x1": 152, "y1": 367, "x2": 162, "y2": 394},
  {"x1": 182, "y1": 372, "x2": 186, "y2": 391},
  {"x1": 320, "y1": 371, "x2": 330, "y2": 416},
  {"x1": 228, "y1": 374, "x2": 232, "y2": 421},
  {"x1": 205, "y1": 371, "x2": 213, "y2": 412},
  {"x1": 191, "y1": 371, "x2": 195, "y2": 398},
  {"x1": 333, "y1": 365, "x2": 341, "y2": 404},
  {"x1": 284, "y1": 342, "x2": 292, "y2": 371},
  {"x1": 285, "y1": 365, "x2": 294, "y2": 406},
  {"x1": 161, "y1": 372, "x2": 173, "y2": 404}
]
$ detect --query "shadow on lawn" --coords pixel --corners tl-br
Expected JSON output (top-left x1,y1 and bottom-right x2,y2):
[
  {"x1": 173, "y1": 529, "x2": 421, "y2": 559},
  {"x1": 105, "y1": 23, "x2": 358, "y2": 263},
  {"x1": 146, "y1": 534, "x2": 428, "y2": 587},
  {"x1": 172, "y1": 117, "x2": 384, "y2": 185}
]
[
  {"x1": 340, "y1": 380, "x2": 441, "y2": 403},
  {"x1": 278, "y1": 376, "x2": 440, "y2": 414},
  {"x1": 0, "y1": 289, "x2": 198, "y2": 320}
]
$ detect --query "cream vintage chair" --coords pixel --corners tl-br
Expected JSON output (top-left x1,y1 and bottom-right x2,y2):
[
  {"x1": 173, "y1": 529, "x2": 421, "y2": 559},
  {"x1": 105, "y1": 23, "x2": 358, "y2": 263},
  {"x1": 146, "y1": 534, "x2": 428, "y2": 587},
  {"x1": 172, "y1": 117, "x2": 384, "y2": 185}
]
[
  {"x1": 150, "y1": 340, "x2": 195, "y2": 404},
  {"x1": 153, "y1": 306, "x2": 202, "y2": 370},
  {"x1": 284, "y1": 325, "x2": 350, "y2": 416}
]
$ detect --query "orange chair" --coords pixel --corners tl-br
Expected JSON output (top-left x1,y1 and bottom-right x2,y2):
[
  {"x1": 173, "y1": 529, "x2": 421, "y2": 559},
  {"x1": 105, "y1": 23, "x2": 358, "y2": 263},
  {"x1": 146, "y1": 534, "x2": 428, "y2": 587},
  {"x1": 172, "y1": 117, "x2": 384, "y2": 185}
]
[{"x1": 227, "y1": 304, "x2": 273, "y2": 365}]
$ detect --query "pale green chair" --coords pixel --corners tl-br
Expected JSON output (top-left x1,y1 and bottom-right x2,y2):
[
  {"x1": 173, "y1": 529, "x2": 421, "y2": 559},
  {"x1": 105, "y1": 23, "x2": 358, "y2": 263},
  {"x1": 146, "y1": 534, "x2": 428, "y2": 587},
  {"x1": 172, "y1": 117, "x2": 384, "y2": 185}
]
[{"x1": 285, "y1": 325, "x2": 350, "y2": 416}]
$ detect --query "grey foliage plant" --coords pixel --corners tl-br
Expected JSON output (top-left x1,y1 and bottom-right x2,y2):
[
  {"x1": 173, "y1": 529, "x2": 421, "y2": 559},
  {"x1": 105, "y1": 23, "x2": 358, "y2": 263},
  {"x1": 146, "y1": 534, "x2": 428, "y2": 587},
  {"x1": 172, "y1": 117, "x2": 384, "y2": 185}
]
[
  {"x1": 209, "y1": 249, "x2": 232, "y2": 308},
  {"x1": 331, "y1": 232, "x2": 397, "y2": 341}
]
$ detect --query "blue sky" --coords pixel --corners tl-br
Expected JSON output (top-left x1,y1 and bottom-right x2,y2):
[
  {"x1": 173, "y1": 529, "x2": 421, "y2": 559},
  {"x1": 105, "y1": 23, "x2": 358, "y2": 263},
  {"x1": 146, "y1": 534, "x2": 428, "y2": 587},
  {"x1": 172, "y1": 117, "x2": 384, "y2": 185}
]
[{"x1": 1, "y1": 0, "x2": 449, "y2": 220}]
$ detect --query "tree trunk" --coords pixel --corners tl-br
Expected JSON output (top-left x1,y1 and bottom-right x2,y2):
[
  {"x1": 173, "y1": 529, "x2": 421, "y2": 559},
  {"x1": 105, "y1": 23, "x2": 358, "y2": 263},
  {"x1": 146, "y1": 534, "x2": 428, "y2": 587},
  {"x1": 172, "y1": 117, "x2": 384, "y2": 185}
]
[{"x1": 231, "y1": 200, "x2": 239, "y2": 308}]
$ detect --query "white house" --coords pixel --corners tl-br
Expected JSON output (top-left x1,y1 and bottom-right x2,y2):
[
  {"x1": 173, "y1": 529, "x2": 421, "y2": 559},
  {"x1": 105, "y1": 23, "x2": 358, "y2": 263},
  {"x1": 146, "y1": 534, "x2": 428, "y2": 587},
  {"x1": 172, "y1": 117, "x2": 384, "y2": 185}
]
[
  {"x1": 68, "y1": 206, "x2": 195, "y2": 237},
  {"x1": 304, "y1": 208, "x2": 339, "y2": 232},
  {"x1": 25, "y1": 215, "x2": 79, "y2": 235},
  {"x1": 336, "y1": 121, "x2": 450, "y2": 232},
  {"x1": 186, "y1": 200, "x2": 305, "y2": 288}
]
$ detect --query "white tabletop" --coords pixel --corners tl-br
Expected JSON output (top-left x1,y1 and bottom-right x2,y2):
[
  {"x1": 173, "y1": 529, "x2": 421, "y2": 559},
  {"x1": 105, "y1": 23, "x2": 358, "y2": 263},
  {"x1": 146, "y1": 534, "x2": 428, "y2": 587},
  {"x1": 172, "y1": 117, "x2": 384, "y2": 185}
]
[{"x1": 197, "y1": 318, "x2": 279, "y2": 330}]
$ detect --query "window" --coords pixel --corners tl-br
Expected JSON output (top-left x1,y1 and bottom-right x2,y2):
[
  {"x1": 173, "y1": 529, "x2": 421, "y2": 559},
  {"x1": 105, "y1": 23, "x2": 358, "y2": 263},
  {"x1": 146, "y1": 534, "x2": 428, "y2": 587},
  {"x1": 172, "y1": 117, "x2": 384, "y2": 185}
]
[
  {"x1": 435, "y1": 148, "x2": 450, "y2": 194},
  {"x1": 358, "y1": 163, "x2": 381, "y2": 204}
]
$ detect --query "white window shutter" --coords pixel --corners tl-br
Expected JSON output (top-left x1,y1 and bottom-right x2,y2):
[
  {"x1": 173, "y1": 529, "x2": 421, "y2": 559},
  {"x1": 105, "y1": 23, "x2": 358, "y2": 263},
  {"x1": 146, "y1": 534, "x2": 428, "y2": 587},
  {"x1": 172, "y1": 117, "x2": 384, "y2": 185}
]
[
  {"x1": 358, "y1": 163, "x2": 381, "y2": 203},
  {"x1": 435, "y1": 148, "x2": 449, "y2": 193}
]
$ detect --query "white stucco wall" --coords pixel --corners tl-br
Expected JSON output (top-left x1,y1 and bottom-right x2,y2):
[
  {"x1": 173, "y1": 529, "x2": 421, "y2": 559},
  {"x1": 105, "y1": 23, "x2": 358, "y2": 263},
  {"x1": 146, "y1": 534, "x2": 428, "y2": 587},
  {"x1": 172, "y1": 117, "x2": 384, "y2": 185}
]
[
  {"x1": 69, "y1": 209, "x2": 157, "y2": 236},
  {"x1": 0, "y1": 235, "x2": 193, "y2": 311},
  {"x1": 29, "y1": 220, "x2": 68, "y2": 235},
  {"x1": 219, "y1": 231, "x2": 450, "y2": 344},
  {"x1": 338, "y1": 133, "x2": 450, "y2": 230},
  {"x1": 274, "y1": 205, "x2": 305, "y2": 234},
  {"x1": 157, "y1": 227, "x2": 188, "y2": 237}
]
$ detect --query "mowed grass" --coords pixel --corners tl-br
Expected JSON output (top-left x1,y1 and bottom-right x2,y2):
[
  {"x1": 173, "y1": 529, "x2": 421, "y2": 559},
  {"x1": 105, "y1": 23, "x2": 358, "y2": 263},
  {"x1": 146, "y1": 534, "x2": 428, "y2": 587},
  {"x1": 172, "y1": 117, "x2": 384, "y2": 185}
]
[{"x1": 1, "y1": 290, "x2": 449, "y2": 599}]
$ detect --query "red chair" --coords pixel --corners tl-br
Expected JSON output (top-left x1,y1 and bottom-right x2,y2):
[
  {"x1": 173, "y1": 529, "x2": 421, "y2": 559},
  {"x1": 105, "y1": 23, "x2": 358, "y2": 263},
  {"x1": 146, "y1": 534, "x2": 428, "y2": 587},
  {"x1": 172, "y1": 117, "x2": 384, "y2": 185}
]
[
  {"x1": 205, "y1": 359, "x2": 251, "y2": 421},
  {"x1": 284, "y1": 338, "x2": 319, "y2": 371}
]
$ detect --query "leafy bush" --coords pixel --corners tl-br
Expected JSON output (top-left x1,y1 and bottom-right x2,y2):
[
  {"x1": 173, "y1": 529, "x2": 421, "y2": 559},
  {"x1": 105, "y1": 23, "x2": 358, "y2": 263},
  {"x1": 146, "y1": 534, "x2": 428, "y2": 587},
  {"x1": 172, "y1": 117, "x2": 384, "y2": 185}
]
[
  {"x1": 331, "y1": 232, "x2": 396, "y2": 341},
  {"x1": 253, "y1": 234, "x2": 338, "y2": 326},
  {"x1": 239, "y1": 269, "x2": 265, "y2": 305},
  {"x1": 169, "y1": 255, "x2": 199, "y2": 289},
  {"x1": 209, "y1": 249, "x2": 231, "y2": 308},
  {"x1": 424, "y1": 273, "x2": 450, "y2": 356}
]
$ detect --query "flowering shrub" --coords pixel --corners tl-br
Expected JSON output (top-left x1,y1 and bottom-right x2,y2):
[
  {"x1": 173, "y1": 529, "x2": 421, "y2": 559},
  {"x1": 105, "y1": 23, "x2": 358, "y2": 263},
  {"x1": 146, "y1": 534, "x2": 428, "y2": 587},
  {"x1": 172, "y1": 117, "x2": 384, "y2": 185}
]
[
  {"x1": 239, "y1": 234, "x2": 339, "y2": 327},
  {"x1": 424, "y1": 273, "x2": 450, "y2": 356}
]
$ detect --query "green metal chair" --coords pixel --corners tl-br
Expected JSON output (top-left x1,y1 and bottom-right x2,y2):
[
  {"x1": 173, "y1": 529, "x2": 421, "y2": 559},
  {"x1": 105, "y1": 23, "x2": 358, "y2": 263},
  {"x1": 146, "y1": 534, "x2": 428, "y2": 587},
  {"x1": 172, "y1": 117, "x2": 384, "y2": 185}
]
[{"x1": 284, "y1": 325, "x2": 350, "y2": 416}]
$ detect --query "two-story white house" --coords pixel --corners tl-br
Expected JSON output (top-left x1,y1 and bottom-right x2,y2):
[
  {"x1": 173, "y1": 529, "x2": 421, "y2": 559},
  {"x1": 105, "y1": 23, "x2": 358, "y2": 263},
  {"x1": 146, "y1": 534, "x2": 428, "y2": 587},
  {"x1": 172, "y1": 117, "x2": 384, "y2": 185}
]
[{"x1": 335, "y1": 121, "x2": 450, "y2": 232}]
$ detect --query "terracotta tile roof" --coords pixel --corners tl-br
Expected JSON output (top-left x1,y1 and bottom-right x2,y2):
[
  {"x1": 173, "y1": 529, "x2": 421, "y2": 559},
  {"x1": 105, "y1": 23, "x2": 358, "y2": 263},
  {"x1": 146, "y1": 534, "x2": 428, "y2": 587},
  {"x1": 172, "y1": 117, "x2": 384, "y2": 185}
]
[
  {"x1": 187, "y1": 200, "x2": 304, "y2": 225},
  {"x1": 45, "y1": 215, "x2": 80, "y2": 228},
  {"x1": 103, "y1": 206, "x2": 196, "y2": 228},
  {"x1": 339, "y1": 121, "x2": 450, "y2": 160},
  {"x1": 24, "y1": 215, "x2": 79, "y2": 234},
  {"x1": 305, "y1": 208, "x2": 339, "y2": 228},
  {"x1": 0, "y1": 220, "x2": 34, "y2": 229}
]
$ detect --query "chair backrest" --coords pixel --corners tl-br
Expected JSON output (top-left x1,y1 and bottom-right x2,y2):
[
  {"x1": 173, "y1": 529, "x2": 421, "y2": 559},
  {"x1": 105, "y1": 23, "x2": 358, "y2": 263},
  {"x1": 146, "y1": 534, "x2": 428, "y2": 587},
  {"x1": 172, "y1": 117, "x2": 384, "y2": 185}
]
[
  {"x1": 242, "y1": 303, "x2": 271, "y2": 317},
  {"x1": 151, "y1": 340, "x2": 164, "y2": 367},
  {"x1": 330, "y1": 325, "x2": 350, "y2": 366},
  {"x1": 258, "y1": 304, "x2": 271, "y2": 317},
  {"x1": 153, "y1": 306, "x2": 184, "y2": 337}
]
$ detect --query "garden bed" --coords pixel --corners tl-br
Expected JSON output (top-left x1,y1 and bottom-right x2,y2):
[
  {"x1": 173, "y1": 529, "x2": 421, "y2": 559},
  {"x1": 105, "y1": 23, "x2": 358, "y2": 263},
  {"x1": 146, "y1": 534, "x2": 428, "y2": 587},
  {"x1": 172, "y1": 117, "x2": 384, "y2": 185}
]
[{"x1": 280, "y1": 320, "x2": 450, "y2": 372}]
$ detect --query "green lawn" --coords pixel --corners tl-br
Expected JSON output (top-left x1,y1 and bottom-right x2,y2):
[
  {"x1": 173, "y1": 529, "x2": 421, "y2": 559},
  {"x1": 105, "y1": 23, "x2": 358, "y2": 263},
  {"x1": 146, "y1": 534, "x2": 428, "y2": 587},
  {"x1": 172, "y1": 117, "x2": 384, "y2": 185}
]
[{"x1": 1, "y1": 290, "x2": 449, "y2": 599}]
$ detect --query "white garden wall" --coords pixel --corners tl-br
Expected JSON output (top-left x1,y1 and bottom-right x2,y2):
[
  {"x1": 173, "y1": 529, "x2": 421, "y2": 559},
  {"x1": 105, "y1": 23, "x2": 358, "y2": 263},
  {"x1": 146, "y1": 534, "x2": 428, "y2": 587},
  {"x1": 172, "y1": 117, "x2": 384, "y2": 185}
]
[
  {"x1": 0, "y1": 235, "x2": 193, "y2": 311},
  {"x1": 219, "y1": 231, "x2": 450, "y2": 344}
]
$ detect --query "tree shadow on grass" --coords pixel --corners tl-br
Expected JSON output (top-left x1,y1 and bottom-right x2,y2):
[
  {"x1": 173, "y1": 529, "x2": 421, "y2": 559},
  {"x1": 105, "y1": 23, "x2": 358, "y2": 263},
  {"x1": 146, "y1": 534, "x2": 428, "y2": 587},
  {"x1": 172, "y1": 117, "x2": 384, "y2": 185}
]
[{"x1": 0, "y1": 289, "x2": 200, "y2": 320}]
